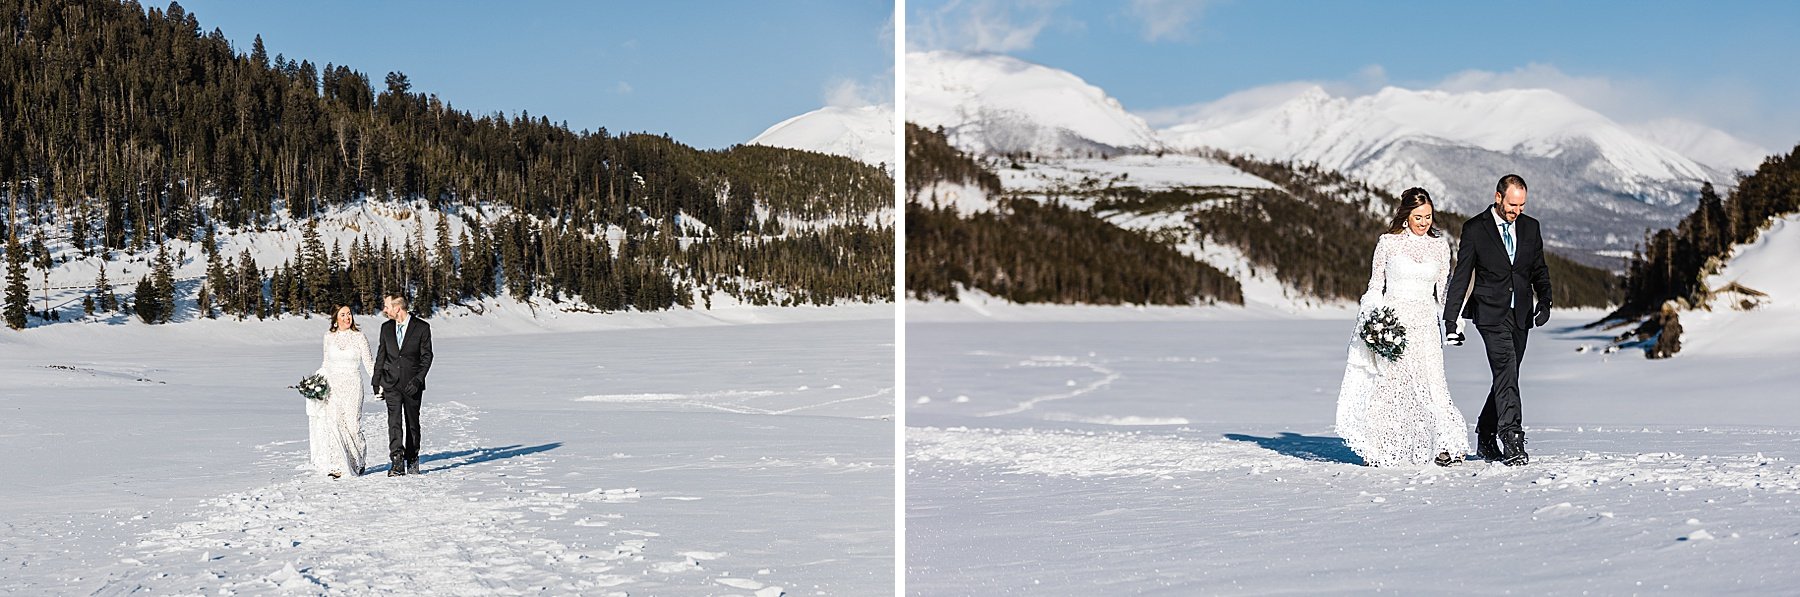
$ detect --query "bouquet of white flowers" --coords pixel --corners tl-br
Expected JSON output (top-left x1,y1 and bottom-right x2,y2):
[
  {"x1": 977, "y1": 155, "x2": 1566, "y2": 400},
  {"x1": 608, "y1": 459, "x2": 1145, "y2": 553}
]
[
  {"x1": 295, "y1": 373, "x2": 330, "y2": 401},
  {"x1": 1358, "y1": 306, "x2": 1408, "y2": 362}
]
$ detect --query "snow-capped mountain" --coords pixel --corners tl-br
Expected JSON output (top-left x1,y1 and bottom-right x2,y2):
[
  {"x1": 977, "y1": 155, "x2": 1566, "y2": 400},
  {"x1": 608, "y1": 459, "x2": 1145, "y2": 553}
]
[
  {"x1": 749, "y1": 104, "x2": 895, "y2": 169},
  {"x1": 906, "y1": 51, "x2": 1161, "y2": 156},
  {"x1": 905, "y1": 49, "x2": 1771, "y2": 264},
  {"x1": 1627, "y1": 118, "x2": 1772, "y2": 174},
  {"x1": 1158, "y1": 85, "x2": 1765, "y2": 262}
]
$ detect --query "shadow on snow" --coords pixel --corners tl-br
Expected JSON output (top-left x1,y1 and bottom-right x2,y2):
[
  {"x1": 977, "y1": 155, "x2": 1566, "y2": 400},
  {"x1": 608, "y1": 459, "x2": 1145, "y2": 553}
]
[
  {"x1": 366, "y1": 442, "x2": 564, "y2": 474},
  {"x1": 1222, "y1": 432, "x2": 1364, "y2": 466}
]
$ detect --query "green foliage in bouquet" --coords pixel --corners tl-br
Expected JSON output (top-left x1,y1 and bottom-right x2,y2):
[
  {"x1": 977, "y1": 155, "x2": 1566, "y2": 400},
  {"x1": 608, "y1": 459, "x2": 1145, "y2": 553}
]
[
  {"x1": 297, "y1": 373, "x2": 330, "y2": 401},
  {"x1": 1359, "y1": 306, "x2": 1408, "y2": 362}
]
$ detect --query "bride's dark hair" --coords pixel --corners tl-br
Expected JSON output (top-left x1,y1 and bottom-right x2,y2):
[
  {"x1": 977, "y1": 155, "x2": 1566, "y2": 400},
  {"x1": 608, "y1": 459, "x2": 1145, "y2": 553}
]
[
  {"x1": 329, "y1": 304, "x2": 361, "y2": 333},
  {"x1": 1384, "y1": 187, "x2": 1441, "y2": 237}
]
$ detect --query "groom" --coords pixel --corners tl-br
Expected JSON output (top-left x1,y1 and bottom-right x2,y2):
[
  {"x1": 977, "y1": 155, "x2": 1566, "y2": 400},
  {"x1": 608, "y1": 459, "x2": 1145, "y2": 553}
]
[
  {"x1": 374, "y1": 292, "x2": 433, "y2": 476},
  {"x1": 1443, "y1": 174, "x2": 1553, "y2": 467}
]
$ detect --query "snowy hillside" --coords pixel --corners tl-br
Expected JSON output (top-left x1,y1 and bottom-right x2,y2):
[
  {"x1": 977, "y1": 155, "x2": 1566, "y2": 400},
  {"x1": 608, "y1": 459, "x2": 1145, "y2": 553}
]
[
  {"x1": 995, "y1": 153, "x2": 1277, "y2": 194},
  {"x1": 749, "y1": 104, "x2": 895, "y2": 170},
  {"x1": 1628, "y1": 118, "x2": 1773, "y2": 174},
  {"x1": 9, "y1": 201, "x2": 493, "y2": 327},
  {"x1": 905, "y1": 50, "x2": 1769, "y2": 264},
  {"x1": 1159, "y1": 85, "x2": 1762, "y2": 261},
  {"x1": 905, "y1": 51, "x2": 1161, "y2": 156},
  {"x1": 4, "y1": 196, "x2": 888, "y2": 332},
  {"x1": 1680, "y1": 212, "x2": 1800, "y2": 355}
]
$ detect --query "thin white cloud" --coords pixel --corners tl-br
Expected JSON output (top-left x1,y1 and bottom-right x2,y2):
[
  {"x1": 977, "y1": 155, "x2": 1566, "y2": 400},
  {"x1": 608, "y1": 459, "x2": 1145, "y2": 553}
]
[
  {"x1": 1136, "y1": 81, "x2": 1317, "y2": 128},
  {"x1": 820, "y1": 17, "x2": 898, "y2": 110},
  {"x1": 1127, "y1": 0, "x2": 1211, "y2": 42},
  {"x1": 615, "y1": 81, "x2": 633, "y2": 95},
  {"x1": 828, "y1": 78, "x2": 878, "y2": 108},
  {"x1": 911, "y1": 0, "x2": 1066, "y2": 53},
  {"x1": 1136, "y1": 63, "x2": 1386, "y2": 128}
]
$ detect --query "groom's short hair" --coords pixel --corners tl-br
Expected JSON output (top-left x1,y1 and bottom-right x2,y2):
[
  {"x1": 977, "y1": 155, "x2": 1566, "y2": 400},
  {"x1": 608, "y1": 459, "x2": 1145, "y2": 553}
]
[
  {"x1": 384, "y1": 292, "x2": 408, "y2": 309},
  {"x1": 1497, "y1": 174, "x2": 1528, "y2": 195}
]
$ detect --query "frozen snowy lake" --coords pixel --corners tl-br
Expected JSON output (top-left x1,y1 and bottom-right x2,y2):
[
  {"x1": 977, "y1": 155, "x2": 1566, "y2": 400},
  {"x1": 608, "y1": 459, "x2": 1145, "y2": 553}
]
[
  {"x1": 1, "y1": 310, "x2": 893, "y2": 595},
  {"x1": 907, "y1": 312, "x2": 1800, "y2": 594}
]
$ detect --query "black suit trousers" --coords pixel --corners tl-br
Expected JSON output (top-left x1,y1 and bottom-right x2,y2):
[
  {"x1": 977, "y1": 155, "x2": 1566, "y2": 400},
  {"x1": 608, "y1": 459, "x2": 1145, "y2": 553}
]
[
  {"x1": 1475, "y1": 312, "x2": 1530, "y2": 437},
  {"x1": 387, "y1": 390, "x2": 422, "y2": 463}
]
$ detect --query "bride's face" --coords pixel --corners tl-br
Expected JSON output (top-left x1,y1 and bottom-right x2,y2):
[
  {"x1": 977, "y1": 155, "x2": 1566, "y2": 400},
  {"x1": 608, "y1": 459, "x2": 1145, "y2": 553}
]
[
  {"x1": 1407, "y1": 204, "x2": 1433, "y2": 235},
  {"x1": 335, "y1": 307, "x2": 352, "y2": 329}
]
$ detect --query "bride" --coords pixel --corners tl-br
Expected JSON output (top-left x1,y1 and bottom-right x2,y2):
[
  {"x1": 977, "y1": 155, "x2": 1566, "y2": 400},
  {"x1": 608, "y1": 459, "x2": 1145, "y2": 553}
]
[
  {"x1": 309, "y1": 304, "x2": 375, "y2": 478},
  {"x1": 1335, "y1": 188, "x2": 1470, "y2": 467}
]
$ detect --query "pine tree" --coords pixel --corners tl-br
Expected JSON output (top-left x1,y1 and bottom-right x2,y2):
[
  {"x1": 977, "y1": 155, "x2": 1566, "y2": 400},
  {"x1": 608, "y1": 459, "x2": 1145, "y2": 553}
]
[
  {"x1": 4, "y1": 237, "x2": 28, "y2": 329},
  {"x1": 411, "y1": 216, "x2": 434, "y2": 313},
  {"x1": 302, "y1": 219, "x2": 328, "y2": 316},
  {"x1": 151, "y1": 245, "x2": 176, "y2": 323},
  {"x1": 237, "y1": 249, "x2": 263, "y2": 320},
  {"x1": 95, "y1": 260, "x2": 118, "y2": 312},
  {"x1": 435, "y1": 212, "x2": 456, "y2": 306},
  {"x1": 328, "y1": 240, "x2": 345, "y2": 310},
  {"x1": 457, "y1": 228, "x2": 480, "y2": 298},
  {"x1": 357, "y1": 236, "x2": 380, "y2": 314},
  {"x1": 133, "y1": 275, "x2": 161, "y2": 324},
  {"x1": 205, "y1": 241, "x2": 230, "y2": 316},
  {"x1": 71, "y1": 206, "x2": 91, "y2": 255}
]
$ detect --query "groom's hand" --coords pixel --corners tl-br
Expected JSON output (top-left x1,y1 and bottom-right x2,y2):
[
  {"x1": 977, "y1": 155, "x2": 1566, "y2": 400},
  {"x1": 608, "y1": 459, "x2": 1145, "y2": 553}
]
[
  {"x1": 1444, "y1": 331, "x2": 1465, "y2": 346},
  {"x1": 1535, "y1": 307, "x2": 1551, "y2": 326}
]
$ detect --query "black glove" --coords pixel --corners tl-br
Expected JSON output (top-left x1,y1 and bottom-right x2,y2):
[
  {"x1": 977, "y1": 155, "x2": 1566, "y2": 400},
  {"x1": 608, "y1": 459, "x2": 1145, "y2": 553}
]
[
  {"x1": 1535, "y1": 307, "x2": 1551, "y2": 326},
  {"x1": 1445, "y1": 331, "x2": 1465, "y2": 346},
  {"x1": 404, "y1": 379, "x2": 420, "y2": 396}
]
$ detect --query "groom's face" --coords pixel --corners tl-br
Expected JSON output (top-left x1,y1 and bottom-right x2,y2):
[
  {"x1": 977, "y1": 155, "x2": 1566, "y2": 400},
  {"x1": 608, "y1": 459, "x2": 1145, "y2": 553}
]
[{"x1": 1494, "y1": 188, "x2": 1527, "y2": 222}]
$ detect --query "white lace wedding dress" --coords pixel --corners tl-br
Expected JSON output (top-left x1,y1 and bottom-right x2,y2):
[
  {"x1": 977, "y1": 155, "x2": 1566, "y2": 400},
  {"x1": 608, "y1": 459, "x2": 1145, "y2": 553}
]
[
  {"x1": 1334, "y1": 231, "x2": 1470, "y2": 467},
  {"x1": 308, "y1": 330, "x2": 375, "y2": 476}
]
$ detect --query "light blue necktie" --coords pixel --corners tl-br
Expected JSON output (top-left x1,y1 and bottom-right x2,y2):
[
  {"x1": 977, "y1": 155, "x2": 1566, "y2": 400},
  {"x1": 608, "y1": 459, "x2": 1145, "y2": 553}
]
[
  {"x1": 1501, "y1": 221, "x2": 1515, "y2": 263},
  {"x1": 1501, "y1": 221, "x2": 1516, "y2": 308}
]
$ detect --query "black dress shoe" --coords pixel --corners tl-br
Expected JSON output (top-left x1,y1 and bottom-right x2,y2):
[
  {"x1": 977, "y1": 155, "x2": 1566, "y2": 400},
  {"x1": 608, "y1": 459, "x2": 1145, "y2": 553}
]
[
  {"x1": 1501, "y1": 432, "x2": 1529, "y2": 466},
  {"x1": 1434, "y1": 452, "x2": 1462, "y2": 467},
  {"x1": 406, "y1": 460, "x2": 420, "y2": 475},
  {"x1": 1477, "y1": 434, "x2": 1505, "y2": 462},
  {"x1": 389, "y1": 460, "x2": 406, "y2": 476}
]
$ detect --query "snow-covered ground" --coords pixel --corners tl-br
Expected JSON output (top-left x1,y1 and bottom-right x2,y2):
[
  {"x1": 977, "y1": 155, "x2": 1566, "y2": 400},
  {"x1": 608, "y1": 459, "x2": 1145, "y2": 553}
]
[
  {"x1": 0, "y1": 308, "x2": 894, "y2": 595},
  {"x1": 996, "y1": 154, "x2": 1276, "y2": 195},
  {"x1": 905, "y1": 304, "x2": 1799, "y2": 593},
  {"x1": 1681, "y1": 212, "x2": 1800, "y2": 356}
]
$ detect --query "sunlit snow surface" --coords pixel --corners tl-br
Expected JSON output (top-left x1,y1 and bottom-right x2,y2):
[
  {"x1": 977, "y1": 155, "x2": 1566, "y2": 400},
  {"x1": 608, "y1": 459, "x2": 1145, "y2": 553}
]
[{"x1": 1, "y1": 308, "x2": 893, "y2": 596}]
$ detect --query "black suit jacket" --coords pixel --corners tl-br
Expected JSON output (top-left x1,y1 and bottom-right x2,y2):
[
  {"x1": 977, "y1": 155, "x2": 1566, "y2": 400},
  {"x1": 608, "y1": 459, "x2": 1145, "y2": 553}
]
[
  {"x1": 374, "y1": 316, "x2": 433, "y2": 397},
  {"x1": 1442, "y1": 206, "x2": 1553, "y2": 330}
]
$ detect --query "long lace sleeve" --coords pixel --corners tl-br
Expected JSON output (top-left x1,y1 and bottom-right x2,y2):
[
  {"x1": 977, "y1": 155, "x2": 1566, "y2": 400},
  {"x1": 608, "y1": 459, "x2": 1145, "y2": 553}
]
[
  {"x1": 1358, "y1": 235, "x2": 1392, "y2": 316},
  {"x1": 1433, "y1": 236, "x2": 1450, "y2": 308},
  {"x1": 358, "y1": 333, "x2": 376, "y2": 381}
]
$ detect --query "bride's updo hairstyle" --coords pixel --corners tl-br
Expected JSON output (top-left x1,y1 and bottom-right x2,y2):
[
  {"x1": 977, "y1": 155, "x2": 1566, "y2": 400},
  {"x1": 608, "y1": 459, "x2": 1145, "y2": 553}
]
[{"x1": 1384, "y1": 187, "x2": 1442, "y2": 238}]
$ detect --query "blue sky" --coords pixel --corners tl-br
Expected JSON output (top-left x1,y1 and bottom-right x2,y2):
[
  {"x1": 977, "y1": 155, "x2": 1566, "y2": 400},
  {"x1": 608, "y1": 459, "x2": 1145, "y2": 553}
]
[
  {"x1": 167, "y1": 1, "x2": 894, "y2": 149},
  {"x1": 907, "y1": 0, "x2": 1800, "y2": 150}
]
